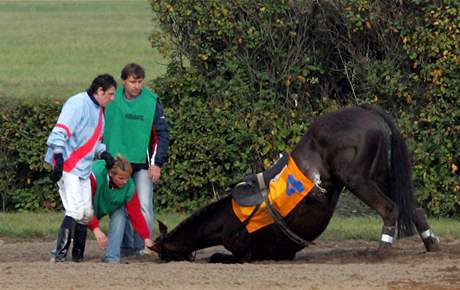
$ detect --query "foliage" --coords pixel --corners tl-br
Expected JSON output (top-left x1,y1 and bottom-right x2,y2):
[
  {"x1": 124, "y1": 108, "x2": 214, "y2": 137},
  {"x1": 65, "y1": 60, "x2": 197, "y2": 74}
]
[
  {"x1": 394, "y1": 1, "x2": 460, "y2": 215},
  {"x1": 0, "y1": 1, "x2": 458, "y2": 215},
  {"x1": 150, "y1": 0, "x2": 459, "y2": 214},
  {"x1": 0, "y1": 99, "x2": 61, "y2": 211}
]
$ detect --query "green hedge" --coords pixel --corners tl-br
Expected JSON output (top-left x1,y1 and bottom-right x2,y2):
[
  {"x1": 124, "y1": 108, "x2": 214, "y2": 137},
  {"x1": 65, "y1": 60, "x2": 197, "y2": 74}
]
[
  {"x1": 0, "y1": 99, "x2": 61, "y2": 211},
  {"x1": 0, "y1": 0, "x2": 458, "y2": 215},
  {"x1": 149, "y1": 0, "x2": 459, "y2": 214}
]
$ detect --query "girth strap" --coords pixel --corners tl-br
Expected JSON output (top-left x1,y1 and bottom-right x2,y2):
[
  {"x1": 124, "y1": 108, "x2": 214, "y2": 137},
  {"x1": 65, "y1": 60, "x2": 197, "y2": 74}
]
[
  {"x1": 260, "y1": 185, "x2": 310, "y2": 247},
  {"x1": 256, "y1": 172, "x2": 266, "y2": 191}
]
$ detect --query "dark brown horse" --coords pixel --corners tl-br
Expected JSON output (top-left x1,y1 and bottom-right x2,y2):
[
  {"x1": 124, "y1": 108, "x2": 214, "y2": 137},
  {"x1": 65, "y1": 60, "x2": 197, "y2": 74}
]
[{"x1": 152, "y1": 105, "x2": 440, "y2": 263}]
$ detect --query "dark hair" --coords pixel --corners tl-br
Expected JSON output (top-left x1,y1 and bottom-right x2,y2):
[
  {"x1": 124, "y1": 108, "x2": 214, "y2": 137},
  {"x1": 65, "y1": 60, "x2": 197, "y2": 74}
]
[
  {"x1": 87, "y1": 74, "x2": 117, "y2": 96},
  {"x1": 120, "y1": 63, "x2": 145, "y2": 80}
]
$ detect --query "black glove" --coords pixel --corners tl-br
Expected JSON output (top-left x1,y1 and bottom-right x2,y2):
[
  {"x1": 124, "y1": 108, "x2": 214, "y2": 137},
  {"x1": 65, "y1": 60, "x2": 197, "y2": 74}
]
[
  {"x1": 50, "y1": 153, "x2": 64, "y2": 182},
  {"x1": 100, "y1": 151, "x2": 115, "y2": 170}
]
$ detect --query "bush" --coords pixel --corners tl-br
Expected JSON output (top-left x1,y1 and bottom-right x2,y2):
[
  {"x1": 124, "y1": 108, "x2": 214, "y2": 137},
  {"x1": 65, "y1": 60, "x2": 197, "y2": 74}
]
[
  {"x1": 150, "y1": 0, "x2": 460, "y2": 214},
  {"x1": 0, "y1": 0, "x2": 458, "y2": 215},
  {"x1": 0, "y1": 98, "x2": 61, "y2": 211}
]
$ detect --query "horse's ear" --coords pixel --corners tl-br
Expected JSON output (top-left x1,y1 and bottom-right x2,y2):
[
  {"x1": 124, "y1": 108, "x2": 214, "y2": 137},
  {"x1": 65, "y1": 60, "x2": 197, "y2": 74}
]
[{"x1": 157, "y1": 219, "x2": 168, "y2": 234}]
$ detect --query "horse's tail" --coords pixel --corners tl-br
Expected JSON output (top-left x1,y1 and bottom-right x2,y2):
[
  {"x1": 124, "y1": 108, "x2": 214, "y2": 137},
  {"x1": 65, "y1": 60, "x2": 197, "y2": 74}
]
[{"x1": 362, "y1": 104, "x2": 416, "y2": 237}]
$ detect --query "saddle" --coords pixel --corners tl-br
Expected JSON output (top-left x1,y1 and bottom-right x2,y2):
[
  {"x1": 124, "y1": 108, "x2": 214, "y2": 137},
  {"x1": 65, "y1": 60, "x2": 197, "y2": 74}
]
[{"x1": 231, "y1": 153, "x2": 288, "y2": 206}]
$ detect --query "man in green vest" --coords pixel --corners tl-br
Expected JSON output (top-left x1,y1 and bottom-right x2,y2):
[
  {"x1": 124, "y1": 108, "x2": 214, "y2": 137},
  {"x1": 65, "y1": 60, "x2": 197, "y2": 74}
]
[{"x1": 104, "y1": 63, "x2": 169, "y2": 256}]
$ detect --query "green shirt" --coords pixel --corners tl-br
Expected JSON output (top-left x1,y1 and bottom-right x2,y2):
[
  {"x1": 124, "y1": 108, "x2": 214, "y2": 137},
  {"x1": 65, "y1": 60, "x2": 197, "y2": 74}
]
[
  {"x1": 104, "y1": 86, "x2": 158, "y2": 163},
  {"x1": 92, "y1": 160, "x2": 135, "y2": 219}
]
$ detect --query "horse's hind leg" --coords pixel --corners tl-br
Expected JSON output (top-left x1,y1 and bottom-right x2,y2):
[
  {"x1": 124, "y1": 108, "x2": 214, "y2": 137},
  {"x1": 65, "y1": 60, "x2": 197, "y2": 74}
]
[
  {"x1": 412, "y1": 207, "x2": 440, "y2": 252},
  {"x1": 339, "y1": 141, "x2": 407, "y2": 254},
  {"x1": 344, "y1": 179, "x2": 399, "y2": 256},
  {"x1": 334, "y1": 137, "x2": 399, "y2": 255}
]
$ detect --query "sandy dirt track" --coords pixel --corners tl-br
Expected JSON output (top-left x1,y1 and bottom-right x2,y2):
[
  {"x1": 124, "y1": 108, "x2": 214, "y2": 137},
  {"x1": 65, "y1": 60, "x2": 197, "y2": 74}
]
[{"x1": 1, "y1": 236, "x2": 460, "y2": 290}]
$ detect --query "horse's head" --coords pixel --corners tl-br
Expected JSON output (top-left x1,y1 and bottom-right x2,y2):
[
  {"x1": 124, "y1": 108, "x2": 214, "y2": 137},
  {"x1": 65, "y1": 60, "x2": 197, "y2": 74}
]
[{"x1": 150, "y1": 220, "x2": 194, "y2": 262}]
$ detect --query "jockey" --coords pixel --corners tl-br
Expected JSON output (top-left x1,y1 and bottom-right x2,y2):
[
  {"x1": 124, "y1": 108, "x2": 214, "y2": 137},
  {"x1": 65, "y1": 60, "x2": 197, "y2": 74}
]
[{"x1": 45, "y1": 74, "x2": 116, "y2": 262}]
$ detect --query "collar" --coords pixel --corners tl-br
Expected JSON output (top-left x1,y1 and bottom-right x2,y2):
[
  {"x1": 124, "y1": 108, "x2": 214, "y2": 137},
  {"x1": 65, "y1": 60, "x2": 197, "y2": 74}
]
[
  {"x1": 87, "y1": 91, "x2": 101, "y2": 106},
  {"x1": 107, "y1": 175, "x2": 119, "y2": 189}
]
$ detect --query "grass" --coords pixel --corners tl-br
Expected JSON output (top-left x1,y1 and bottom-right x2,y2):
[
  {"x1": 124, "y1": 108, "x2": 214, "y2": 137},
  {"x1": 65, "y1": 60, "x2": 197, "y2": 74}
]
[
  {"x1": 0, "y1": 211, "x2": 190, "y2": 240},
  {"x1": 1, "y1": 211, "x2": 459, "y2": 241},
  {"x1": 322, "y1": 215, "x2": 460, "y2": 240},
  {"x1": 0, "y1": 0, "x2": 167, "y2": 99}
]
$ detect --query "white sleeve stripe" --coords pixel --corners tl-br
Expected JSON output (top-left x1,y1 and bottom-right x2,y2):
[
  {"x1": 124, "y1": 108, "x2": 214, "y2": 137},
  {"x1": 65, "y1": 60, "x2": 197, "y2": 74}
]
[{"x1": 150, "y1": 144, "x2": 158, "y2": 165}]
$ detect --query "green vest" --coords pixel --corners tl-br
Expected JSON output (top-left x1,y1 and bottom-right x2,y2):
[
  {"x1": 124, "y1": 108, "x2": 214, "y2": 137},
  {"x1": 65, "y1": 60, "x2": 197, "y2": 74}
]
[
  {"x1": 104, "y1": 86, "x2": 158, "y2": 163},
  {"x1": 92, "y1": 160, "x2": 135, "y2": 219}
]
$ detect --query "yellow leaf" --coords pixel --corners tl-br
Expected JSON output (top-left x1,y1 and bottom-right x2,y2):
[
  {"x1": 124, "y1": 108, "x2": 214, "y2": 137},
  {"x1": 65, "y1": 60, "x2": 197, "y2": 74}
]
[
  {"x1": 296, "y1": 75, "x2": 305, "y2": 83},
  {"x1": 285, "y1": 78, "x2": 291, "y2": 87},
  {"x1": 198, "y1": 54, "x2": 209, "y2": 61},
  {"x1": 430, "y1": 69, "x2": 443, "y2": 84},
  {"x1": 452, "y1": 163, "x2": 458, "y2": 174},
  {"x1": 263, "y1": 159, "x2": 271, "y2": 168}
]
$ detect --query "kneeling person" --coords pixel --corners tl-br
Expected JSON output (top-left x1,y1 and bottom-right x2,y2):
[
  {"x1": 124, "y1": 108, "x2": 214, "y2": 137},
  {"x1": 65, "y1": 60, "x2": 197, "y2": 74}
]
[{"x1": 87, "y1": 156, "x2": 153, "y2": 263}]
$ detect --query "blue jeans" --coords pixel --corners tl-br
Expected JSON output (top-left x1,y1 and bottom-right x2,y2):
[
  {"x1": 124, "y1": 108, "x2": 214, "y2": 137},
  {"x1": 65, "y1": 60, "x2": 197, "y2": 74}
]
[
  {"x1": 121, "y1": 169, "x2": 154, "y2": 251},
  {"x1": 104, "y1": 207, "x2": 127, "y2": 262}
]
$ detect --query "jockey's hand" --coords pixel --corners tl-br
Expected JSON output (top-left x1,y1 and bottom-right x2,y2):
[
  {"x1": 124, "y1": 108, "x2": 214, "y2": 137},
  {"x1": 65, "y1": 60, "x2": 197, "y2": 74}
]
[
  {"x1": 50, "y1": 153, "x2": 64, "y2": 182},
  {"x1": 149, "y1": 165, "x2": 161, "y2": 183},
  {"x1": 93, "y1": 228, "x2": 108, "y2": 249}
]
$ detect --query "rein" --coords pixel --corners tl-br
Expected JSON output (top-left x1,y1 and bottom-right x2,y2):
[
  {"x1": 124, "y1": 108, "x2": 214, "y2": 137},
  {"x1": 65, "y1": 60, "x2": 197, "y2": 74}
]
[{"x1": 256, "y1": 172, "x2": 311, "y2": 247}]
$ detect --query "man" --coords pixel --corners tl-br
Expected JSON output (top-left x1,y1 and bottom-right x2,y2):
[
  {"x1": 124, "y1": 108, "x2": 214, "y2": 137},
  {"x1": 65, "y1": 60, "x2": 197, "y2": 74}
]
[
  {"x1": 104, "y1": 63, "x2": 169, "y2": 256},
  {"x1": 45, "y1": 74, "x2": 117, "y2": 262}
]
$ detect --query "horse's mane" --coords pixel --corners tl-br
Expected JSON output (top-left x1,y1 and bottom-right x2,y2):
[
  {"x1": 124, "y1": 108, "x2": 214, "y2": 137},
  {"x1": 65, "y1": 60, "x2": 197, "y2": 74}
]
[{"x1": 167, "y1": 195, "x2": 229, "y2": 237}]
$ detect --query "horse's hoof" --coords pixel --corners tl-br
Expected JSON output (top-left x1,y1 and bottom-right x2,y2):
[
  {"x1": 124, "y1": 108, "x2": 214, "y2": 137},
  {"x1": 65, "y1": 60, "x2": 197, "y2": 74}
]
[
  {"x1": 376, "y1": 242, "x2": 392, "y2": 258},
  {"x1": 423, "y1": 237, "x2": 441, "y2": 252}
]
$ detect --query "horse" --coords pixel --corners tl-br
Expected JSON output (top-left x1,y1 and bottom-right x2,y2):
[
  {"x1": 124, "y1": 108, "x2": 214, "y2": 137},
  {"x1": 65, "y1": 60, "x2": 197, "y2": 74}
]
[{"x1": 151, "y1": 104, "x2": 440, "y2": 263}]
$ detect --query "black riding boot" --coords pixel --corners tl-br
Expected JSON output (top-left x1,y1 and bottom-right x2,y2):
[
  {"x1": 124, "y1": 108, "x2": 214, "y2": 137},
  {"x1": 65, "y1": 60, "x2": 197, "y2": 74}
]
[
  {"x1": 72, "y1": 223, "x2": 88, "y2": 262},
  {"x1": 51, "y1": 216, "x2": 75, "y2": 262}
]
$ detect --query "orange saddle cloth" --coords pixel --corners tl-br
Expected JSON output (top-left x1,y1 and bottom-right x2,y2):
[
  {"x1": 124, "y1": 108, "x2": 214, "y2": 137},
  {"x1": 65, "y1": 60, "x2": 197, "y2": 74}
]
[{"x1": 232, "y1": 155, "x2": 314, "y2": 233}]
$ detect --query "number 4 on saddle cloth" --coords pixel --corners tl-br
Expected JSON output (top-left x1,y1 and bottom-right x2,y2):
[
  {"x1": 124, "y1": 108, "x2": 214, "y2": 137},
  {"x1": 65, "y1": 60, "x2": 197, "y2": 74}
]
[{"x1": 231, "y1": 154, "x2": 314, "y2": 233}]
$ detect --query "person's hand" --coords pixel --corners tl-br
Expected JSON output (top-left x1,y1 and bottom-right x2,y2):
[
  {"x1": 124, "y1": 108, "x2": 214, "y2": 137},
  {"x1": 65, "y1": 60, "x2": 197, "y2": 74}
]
[
  {"x1": 149, "y1": 165, "x2": 161, "y2": 183},
  {"x1": 100, "y1": 151, "x2": 115, "y2": 170},
  {"x1": 93, "y1": 228, "x2": 108, "y2": 249},
  {"x1": 50, "y1": 153, "x2": 64, "y2": 182},
  {"x1": 144, "y1": 238, "x2": 154, "y2": 249},
  {"x1": 143, "y1": 238, "x2": 154, "y2": 255}
]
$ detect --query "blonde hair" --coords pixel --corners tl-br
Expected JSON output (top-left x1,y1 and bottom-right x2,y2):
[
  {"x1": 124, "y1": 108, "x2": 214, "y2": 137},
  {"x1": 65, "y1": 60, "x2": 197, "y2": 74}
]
[{"x1": 110, "y1": 155, "x2": 132, "y2": 176}]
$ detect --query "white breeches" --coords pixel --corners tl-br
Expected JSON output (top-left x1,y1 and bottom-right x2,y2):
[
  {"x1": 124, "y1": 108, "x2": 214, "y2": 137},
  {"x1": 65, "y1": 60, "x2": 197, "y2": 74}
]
[{"x1": 57, "y1": 172, "x2": 93, "y2": 224}]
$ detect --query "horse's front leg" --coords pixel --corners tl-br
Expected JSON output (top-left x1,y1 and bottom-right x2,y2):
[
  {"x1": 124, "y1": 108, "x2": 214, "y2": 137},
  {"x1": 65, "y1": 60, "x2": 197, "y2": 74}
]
[
  {"x1": 208, "y1": 252, "x2": 251, "y2": 263},
  {"x1": 213, "y1": 220, "x2": 253, "y2": 263}
]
